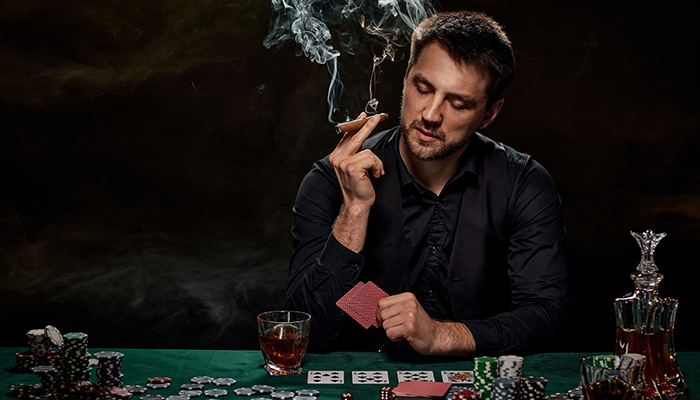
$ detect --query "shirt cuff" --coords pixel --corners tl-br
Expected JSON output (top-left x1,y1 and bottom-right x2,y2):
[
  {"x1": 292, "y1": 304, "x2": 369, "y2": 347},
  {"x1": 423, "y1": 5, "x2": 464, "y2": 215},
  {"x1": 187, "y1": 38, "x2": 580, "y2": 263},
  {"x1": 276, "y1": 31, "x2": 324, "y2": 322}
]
[
  {"x1": 461, "y1": 319, "x2": 501, "y2": 357},
  {"x1": 317, "y1": 234, "x2": 366, "y2": 284}
]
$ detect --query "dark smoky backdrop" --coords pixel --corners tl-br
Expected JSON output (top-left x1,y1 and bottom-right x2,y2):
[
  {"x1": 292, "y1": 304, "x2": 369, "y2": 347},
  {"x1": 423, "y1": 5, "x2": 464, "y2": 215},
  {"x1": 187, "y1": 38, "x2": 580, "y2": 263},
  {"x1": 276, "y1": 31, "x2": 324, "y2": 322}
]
[{"x1": 1, "y1": 0, "x2": 698, "y2": 354}]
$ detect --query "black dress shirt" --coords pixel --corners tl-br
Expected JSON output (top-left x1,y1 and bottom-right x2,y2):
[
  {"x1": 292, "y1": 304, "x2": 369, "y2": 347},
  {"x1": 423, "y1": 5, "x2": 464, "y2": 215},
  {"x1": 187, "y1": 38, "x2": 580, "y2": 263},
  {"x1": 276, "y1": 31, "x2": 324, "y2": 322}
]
[{"x1": 285, "y1": 127, "x2": 570, "y2": 356}]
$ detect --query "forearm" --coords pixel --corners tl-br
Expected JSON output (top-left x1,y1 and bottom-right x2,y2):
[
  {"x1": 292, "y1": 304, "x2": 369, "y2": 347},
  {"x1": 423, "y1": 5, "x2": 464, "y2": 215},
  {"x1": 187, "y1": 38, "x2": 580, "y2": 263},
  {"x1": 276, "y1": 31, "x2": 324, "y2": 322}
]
[
  {"x1": 332, "y1": 202, "x2": 371, "y2": 253},
  {"x1": 429, "y1": 320, "x2": 476, "y2": 357}
]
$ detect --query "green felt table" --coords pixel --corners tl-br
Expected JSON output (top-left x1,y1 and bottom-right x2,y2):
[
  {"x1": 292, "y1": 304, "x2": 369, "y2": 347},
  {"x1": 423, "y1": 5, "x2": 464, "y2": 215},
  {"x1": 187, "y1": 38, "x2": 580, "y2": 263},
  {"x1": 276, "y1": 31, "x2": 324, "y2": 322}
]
[{"x1": 2, "y1": 348, "x2": 698, "y2": 399}]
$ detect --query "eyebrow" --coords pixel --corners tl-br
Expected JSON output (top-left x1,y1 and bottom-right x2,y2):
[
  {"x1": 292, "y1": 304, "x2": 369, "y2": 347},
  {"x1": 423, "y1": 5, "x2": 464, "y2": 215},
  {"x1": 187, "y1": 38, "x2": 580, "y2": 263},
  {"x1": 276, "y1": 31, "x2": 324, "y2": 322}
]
[{"x1": 411, "y1": 73, "x2": 480, "y2": 109}]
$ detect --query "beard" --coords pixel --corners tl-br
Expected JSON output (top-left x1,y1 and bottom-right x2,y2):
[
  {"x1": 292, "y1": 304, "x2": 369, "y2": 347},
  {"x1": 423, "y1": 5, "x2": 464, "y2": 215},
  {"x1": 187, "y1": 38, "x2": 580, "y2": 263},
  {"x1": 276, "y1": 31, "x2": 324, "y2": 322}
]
[{"x1": 399, "y1": 118, "x2": 473, "y2": 162}]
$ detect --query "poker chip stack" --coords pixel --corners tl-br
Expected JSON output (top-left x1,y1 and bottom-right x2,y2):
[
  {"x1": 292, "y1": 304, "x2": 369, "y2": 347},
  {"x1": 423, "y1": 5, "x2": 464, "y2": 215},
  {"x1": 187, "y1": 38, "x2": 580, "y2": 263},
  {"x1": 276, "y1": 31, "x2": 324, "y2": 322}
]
[
  {"x1": 493, "y1": 378, "x2": 519, "y2": 400},
  {"x1": 474, "y1": 356, "x2": 499, "y2": 399},
  {"x1": 60, "y1": 332, "x2": 92, "y2": 382},
  {"x1": 94, "y1": 351, "x2": 125, "y2": 387},
  {"x1": 448, "y1": 388, "x2": 480, "y2": 400},
  {"x1": 15, "y1": 328, "x2": 62, "y2": 371},
  {"x1": 518, "y1": 376, "x2": 547, "y2": 400},
  {"x1": 497, "y1": 355, "x2": 524, "y2": 400},
  {"x1": 32, "y1": 365, "x2": 65, "y2": 392},
  {"x1": 592, "y1": 354, "x2": 617, "y2": 368}
]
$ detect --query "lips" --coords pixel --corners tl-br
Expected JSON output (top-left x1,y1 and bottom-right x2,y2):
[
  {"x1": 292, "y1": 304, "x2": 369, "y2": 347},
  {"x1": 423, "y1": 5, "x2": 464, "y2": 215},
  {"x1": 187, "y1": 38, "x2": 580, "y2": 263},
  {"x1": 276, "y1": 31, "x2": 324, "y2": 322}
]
[{"x1": 415, "y1": 126, "x2": 439, "y2": 143}]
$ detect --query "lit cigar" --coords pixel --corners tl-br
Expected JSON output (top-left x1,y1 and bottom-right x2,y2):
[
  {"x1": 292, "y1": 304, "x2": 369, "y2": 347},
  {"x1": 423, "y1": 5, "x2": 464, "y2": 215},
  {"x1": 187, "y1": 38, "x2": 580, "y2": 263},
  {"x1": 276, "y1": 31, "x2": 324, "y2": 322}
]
[{"x1": 335, "y1": 113, "x2": 389, "y2": 135}]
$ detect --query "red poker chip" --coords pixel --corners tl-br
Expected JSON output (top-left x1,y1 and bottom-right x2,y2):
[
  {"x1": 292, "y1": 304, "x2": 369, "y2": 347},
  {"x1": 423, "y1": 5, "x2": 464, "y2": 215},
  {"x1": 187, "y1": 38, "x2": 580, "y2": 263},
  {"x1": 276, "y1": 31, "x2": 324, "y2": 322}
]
[
  {"x1": 454, "y1": 389, "x2": 480, "y2": 400},
  {"x1": 340, "y1": 394, "x2": 353, "y2": 400},
  {"x1": 109, "y1": 386, "x2": 133, "y2": 398},
  {"x1": 148, "y1": 377, "x2": 172, "y2": 384}
]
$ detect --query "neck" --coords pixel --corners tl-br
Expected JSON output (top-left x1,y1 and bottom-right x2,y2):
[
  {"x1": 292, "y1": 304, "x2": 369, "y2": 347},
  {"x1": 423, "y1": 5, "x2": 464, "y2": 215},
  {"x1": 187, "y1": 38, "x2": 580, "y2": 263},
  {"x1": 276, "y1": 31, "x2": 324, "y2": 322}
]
[{"x1": 399, "y1": 138, "x2": 468, "y2": 196}]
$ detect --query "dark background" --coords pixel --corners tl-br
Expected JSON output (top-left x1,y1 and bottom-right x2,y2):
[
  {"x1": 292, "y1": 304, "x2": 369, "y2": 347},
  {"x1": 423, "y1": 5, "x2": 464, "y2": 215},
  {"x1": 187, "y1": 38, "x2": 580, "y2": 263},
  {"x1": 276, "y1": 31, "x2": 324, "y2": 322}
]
[{"x1": 1, "y1": 0, "x2": 698, "y2": 354}]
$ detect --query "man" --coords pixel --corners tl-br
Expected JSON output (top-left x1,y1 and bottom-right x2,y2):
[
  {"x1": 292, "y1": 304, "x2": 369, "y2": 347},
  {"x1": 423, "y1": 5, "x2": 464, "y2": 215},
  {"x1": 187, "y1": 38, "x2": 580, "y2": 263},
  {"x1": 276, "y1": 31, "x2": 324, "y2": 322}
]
[{"x1": 286, "y1": 10, "x2": 570, "y2": 357}]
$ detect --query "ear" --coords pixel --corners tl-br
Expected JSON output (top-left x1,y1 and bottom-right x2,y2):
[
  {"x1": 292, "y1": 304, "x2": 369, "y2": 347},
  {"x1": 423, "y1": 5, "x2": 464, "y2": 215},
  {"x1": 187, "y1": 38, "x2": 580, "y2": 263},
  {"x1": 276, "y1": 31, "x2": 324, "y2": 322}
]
[{"x1": 478, "y1": 98, "x2": 505, "y2": 130}]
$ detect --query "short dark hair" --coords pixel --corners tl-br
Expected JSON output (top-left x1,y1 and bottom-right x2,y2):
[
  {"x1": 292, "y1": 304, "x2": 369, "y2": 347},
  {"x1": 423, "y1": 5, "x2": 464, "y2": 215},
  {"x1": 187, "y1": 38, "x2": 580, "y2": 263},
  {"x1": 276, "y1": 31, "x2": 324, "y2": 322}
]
[{"x1": 407, "y1": 11, "x2": 515, "y2": 106}]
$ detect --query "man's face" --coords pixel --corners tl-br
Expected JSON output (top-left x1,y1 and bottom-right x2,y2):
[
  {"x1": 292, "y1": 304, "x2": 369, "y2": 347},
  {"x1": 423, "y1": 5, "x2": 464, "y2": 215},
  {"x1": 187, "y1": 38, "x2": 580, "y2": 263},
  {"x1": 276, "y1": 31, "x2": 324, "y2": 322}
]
[{"x1": 399, "y1": 42, "x2": 502, "y2": 162}]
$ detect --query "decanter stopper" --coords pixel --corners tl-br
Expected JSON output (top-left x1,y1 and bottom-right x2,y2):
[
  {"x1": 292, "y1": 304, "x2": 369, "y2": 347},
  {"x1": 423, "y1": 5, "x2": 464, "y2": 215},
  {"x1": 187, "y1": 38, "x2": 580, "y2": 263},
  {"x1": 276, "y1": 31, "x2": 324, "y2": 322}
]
[{"x1": 630, "y1": 230, "x2": 665, "y2": 292}]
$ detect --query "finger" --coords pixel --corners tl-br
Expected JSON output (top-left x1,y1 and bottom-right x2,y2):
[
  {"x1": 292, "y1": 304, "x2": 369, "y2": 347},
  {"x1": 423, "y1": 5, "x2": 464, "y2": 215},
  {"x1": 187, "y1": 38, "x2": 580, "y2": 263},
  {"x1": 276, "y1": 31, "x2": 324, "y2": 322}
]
[{"x1": 335, "y1": 114, "x2": 383, "y2": 157}]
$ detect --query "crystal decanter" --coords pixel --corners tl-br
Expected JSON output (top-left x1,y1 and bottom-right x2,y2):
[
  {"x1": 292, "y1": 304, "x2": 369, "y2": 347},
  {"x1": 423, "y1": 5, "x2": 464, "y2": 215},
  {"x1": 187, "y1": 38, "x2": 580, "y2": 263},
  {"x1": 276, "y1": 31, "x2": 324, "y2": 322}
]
[{"x1": 614, "y1": 230, "x2": 686, "y2": 399}]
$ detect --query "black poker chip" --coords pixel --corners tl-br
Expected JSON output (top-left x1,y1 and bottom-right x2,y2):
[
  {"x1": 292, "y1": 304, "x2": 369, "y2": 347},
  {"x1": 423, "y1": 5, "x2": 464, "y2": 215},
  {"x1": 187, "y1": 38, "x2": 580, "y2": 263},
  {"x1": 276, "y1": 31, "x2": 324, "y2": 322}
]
[
  {"x1": 295, "y1": 389, "x2": 320, "y2": 397},
  {"x1": 124, "y1": 385, "x2": 147, "y2": 394},
  {"x1": 251, "y1": 385, "x2": 274, "y2": 394},
  {"x1": 232, "y1": 387, "x2": 257, "y2": 397},
  {"x1": 182, "y1": 384, "x2": 205, "y2": 390},
  {"x1": 204, "y1": 388, "x2": 228, "y2": 398},
  {"x1": 213, "y1": 378, "x2": 237, "y2": 387},
  {"x1": 192, "y1": 376, "x2": 215, "y2": 385},
  {"x1": 270, "y1": 391, "x2": 295, "y2": 400}
]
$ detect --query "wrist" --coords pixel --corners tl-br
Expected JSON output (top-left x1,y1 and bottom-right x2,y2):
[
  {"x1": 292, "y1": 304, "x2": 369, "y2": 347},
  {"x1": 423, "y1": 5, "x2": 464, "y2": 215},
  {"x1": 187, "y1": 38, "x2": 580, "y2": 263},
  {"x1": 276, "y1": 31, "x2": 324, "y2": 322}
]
[{"x1": 430, "y1": 320, "x2": 476, "y2": 357}]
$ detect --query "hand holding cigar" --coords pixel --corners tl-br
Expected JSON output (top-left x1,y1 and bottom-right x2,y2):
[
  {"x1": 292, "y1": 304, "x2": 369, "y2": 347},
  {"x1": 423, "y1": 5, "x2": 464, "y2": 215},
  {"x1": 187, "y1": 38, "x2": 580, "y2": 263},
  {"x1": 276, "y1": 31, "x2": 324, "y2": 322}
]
[{"x1": 335, "y1": 113, "x2": 389, "y2": 135}]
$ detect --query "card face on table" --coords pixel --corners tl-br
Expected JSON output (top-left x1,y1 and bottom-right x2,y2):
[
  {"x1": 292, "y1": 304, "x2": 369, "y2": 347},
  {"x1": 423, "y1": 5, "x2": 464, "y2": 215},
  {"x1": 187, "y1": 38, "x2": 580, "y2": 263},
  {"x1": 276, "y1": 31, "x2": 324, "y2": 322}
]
[
  {"x1": 397, "y1": 370, "x2": 435, "y2": 382},
  {"x1": 336, "y1": 281, "x2": 389, "y2": 329},
  {"x1": 441, "y1": 370, "x2": 473, "y2": 383},
  {"x1": 352, "y1": 370, "x2": 390, "y2": 384},
  {"x1": 307, "y1": 370, "x2": 344, "y2": 384}
]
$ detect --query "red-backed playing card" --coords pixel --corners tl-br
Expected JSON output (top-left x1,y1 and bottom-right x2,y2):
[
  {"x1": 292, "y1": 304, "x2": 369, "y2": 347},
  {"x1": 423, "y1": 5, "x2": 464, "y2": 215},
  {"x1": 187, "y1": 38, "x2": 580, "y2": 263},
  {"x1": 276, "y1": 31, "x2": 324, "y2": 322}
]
[
  {"x1": 336, "y1": 282, "x2": 372, "y2": 329},
  {"x1": 393, "y1": 380, "x2": 451, "y2": 397},
  {"x1": 347, "y1": 281, "x2": 388, "y2": 328}
]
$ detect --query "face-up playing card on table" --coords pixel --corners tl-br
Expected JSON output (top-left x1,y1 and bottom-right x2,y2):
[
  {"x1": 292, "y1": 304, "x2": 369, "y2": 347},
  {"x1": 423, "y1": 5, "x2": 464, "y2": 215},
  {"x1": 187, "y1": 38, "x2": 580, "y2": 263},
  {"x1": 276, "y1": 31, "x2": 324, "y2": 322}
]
[
  {"x1": 352, "y1": 370, "x2": 390, "y2": 384},
  {"x1": 397, "y1": 370, "x2": 435, "y2": 382},
  {"x1": 336, "y1": 281, "x2": 389, "y2": 328},
  {"x1": 441, "y1": 370, "x2": 473, "y2": 383},
  {"x1": 307, "y1": 370, "x2": 344, "y2": 384}
]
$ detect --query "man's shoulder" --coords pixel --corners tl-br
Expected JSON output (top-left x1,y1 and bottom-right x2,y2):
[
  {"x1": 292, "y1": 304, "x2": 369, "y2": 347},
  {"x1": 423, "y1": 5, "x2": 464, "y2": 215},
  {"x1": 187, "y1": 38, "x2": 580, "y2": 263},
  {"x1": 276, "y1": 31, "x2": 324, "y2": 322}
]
[{"x1": 472, "y1": 132, "x2": 531, "y2": 168}]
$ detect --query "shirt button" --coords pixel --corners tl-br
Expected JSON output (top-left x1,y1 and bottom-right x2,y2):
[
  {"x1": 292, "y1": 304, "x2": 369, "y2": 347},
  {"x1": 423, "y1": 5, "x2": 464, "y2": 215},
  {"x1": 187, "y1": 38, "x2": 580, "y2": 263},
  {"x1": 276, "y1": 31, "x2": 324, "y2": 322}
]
[
  {"x1": 351, "y1": 264, "x2": 361, "y2": 271},
  {"x1": 436, "y1": 201, "x2": 442, "y2": 208},
  {"x1": 402, "y1": 283, "x2": 410, "y2": 291},
  {"x1": 430, "y1": 246, "x2": 438, "y2": 254}
]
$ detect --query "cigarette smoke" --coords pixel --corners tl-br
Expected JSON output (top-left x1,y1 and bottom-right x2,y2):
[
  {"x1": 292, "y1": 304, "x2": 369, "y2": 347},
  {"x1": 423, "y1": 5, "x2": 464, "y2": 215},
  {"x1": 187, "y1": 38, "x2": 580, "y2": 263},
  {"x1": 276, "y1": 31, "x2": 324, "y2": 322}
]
[{"x1": 263, "y1": 0, "x2": 436, "y2": 124}]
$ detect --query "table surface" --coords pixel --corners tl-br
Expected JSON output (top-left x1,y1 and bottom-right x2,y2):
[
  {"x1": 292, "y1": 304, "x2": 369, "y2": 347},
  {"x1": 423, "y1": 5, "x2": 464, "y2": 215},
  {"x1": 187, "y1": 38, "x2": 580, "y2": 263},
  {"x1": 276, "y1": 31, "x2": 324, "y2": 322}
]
[{"x1": 2, "y1": 348, "x2": 698, "y2": 399}]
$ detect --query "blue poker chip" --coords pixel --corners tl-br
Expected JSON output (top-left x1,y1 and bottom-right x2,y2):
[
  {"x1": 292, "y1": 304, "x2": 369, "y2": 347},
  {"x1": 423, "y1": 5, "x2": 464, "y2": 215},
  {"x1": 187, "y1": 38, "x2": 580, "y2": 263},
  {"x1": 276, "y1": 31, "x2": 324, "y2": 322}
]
[
  {"x1": 251, "y1": 385, "x2": 274, "y2": 394},
  {"x1": 204, "y1": 389, "x2": 228, "y2": 398},
  {"x1": 192, "y1": 376, "x2": 215, "y2": 385},
  {"x1": 213, "y1": 378, "x2": 237, "y2": 387},
  {"x1": 232, "y1": 387, "x2": 256, "y2": 397},
  {"x1": 270, "y1": 391, "x2": 295, "y2": 400}
]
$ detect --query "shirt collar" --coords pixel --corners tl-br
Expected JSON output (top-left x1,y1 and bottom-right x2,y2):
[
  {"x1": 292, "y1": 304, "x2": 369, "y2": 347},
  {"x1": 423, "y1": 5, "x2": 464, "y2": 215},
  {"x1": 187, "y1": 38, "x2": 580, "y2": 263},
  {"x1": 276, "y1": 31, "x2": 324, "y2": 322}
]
[{"x1": 394, "y1": 131, "x2": 478, "y2": 191}]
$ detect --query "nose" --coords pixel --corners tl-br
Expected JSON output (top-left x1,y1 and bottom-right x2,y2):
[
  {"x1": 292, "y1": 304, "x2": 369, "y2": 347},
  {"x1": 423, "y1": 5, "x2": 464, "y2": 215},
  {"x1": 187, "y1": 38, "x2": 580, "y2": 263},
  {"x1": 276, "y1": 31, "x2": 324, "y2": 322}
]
[{"x1": 421, "y1": 97, "x2": 442, "y2": 126}]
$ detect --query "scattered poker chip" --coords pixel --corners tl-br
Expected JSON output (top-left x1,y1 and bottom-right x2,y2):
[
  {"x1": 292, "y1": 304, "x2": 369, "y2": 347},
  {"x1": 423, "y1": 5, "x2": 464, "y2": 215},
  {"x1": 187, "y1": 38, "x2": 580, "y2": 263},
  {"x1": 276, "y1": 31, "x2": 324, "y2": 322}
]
[
  {"x1": 126, "y1": 385, "x2": 148, "y2": 395},
  {"x1": 295, "y1": 389, "x2": 320, "y2": 397},
  {"x1": 166, "y1": 396, "x2": 190, "y2": 400},
  {"x1": 340, "y1": 394, "x2": 353, "y2": 400},
  {"x1": 270, "y1": 391, "x2": 295, "y2": 400},
  {"x1": 232, "y1": 387, "x2": 257, "y2": 397},
  {"x1": 292, "y1": 396, "x2": 317, "y2": 400},
  {"x1": 182, "y1": 384, "x2": 205, "y2": 390},
  {"x1": 192, "y1": 376, "x2": 215, "y2": 385},
  {"x1": 149, "y1": 377, "x2": 172, "y2": 384},
  {"x1": 147, "y1": 382, "x2": 171, "y2": 390},
  {"x1": 110, "y1": 387, "x2": 135, "y2": 398},
  {"x1": 213, "y1": 378, "x2": 237, "y2": 387},
  {"x1": 180, "y1": 389, "x2": 203, "y2": 397},
  {"x1": 251, "y1": 384, "x2": 275, "y2": 394},
  {"x1": 45, "y1": 325, "x2": 64, "y2": 349},
  {"x1": 204, "y1": 388, "x2": 229, "y2": 398},
  {"x1": 141, "y1": 396, "x2": 165, "y2": 400}
]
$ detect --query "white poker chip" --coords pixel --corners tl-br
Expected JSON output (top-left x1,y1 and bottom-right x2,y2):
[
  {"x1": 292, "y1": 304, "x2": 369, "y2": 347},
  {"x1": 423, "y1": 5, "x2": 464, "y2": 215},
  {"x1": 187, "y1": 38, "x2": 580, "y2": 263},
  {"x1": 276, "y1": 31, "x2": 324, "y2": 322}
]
[
  {"x1": 270, "y1": 391, "x2": 295, "y2": 400},
  {"x1": 180, "y1": 390, "x2": 203, "y2": 397},
  {"x1": 251, "y1": 385, "x2": 274, "y2": 394},
  {"x1": 182, "y1": 384, "x2": 205, "y2": 390},
  {"x1": 192, "y1": 376, "x2": 215, "y2": 384},
  {"x1": 44, "y1": 325, "x2": 64, "y2": 349},
  {"x1": 213, "y1": 378, "x2": 237, "y2": 387},
  {"x1": 233, "y1": 387, "x2": 257, "y2": 397},
  {"x1": 166, "y1": 396, "x2": 190, "y2": 400},
  {"x1": 204, "y1": 389, "x2": 228, "y2": 398},
  {"x1": 293, "y1": 396, "x2": 317, "y2": 400},
  {"x1": 147, "y1": 382, "x2": 171, "y2": 390}
]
